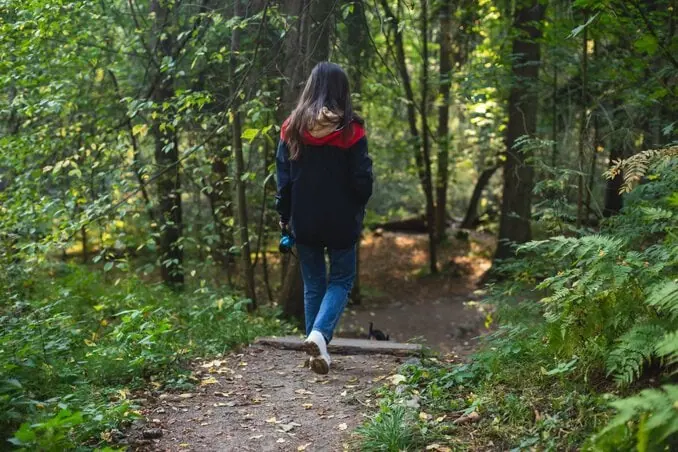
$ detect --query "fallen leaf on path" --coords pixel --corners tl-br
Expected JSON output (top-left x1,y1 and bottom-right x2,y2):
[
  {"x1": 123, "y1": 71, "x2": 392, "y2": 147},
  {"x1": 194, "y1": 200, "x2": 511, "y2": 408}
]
[
  {"x1": 214, "y1": 391, "x2": 230, "y2": 397},
  {"x1": 179, "y1": 444, "x2": 190, "y2": 448},
  {"x1": 249, "y1": 434, "x2": 263, "y2": 440},
  {"x1": 295, "y1": 389, "x2": 314, "y2": 395},
  {"x1": 277, "y1": 438, "x2": 286, "y2": 443},
  {"x1": 298, "y1": 443, "x2": 312, "y2": 451},
  {"x1": 453, "y1": 411, "x2": 480, "y2": 425},
  {"x1": 265, "y1": 417, "x2": 279, "y2": 424},
  {"x1": 178, "y1": 393, "x2": 194, "y2": 399},
  {"x1": 200, "y1": 377, "x2": 219, "y2": 386},
  {"x1": 387, "y1": 374, "x2": 407, "y2": 385},
  {"x1": 337, "y1": 423, "x2": 348, "y2": 431},
  {"x1": 279, "y1": 422, "x2": 301, "y2": 432},
  {"x1": 426, "y1": 444, "x2": 452, "y2": 452},
  {"x1": 340, "y1": 390, "x2": 347, "y2": 397},
  {"x1": 303, "y1": 403, "x2": 313, "y2": 410},
  {"x1": 419, "y1": 411, "x2": 432, "y2": 421},
  {"x1": 435, "y1": 415, "x2": 447, "y2": 423}
]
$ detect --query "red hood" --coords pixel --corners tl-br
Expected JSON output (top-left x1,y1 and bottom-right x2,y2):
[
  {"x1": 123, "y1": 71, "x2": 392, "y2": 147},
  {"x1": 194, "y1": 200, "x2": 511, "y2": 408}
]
[{"x1": 281, "y1": 118, "x2": 365, "y2": 149}]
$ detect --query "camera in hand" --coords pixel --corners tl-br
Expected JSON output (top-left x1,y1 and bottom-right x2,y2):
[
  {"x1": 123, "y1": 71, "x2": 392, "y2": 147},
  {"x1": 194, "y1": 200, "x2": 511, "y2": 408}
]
[{"x1": 279, "y1": 229, "x2": 295, "y2": 254}]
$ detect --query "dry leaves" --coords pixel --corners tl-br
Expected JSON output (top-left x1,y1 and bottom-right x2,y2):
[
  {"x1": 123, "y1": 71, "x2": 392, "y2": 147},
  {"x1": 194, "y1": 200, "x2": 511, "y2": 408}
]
[
  {"x1": 298, "y1": 443, "x2": 312, "y2": 451},
  {"x1": 337, "y1": 423, "x2": 348, "y2": 431}
]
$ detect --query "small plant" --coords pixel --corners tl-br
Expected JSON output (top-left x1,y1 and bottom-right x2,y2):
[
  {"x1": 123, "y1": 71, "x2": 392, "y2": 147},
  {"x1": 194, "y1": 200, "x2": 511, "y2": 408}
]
[{"x1": 355, "y1": 404, "x2": 418, "y2": 452}]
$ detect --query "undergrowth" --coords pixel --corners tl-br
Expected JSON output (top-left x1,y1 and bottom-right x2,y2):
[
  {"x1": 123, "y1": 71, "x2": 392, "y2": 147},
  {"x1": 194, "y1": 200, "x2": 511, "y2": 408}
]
[
  {"x1": 356, "y1": 156, "x2": 678, "y2": 451},
  {"x1": 0, "y1": 264, "x2": 289, "y2": 450}
]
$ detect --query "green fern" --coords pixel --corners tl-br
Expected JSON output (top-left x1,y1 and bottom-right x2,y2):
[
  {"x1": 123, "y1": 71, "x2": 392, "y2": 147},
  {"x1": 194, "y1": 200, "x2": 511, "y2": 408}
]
[
  {"x1": 656, "y1": 330, "x2": 678, "y2": 368},
  {"x1": 595, "y1": 385, "x2": 678, "y2": 449},
  {"x1": 647, "y1": 280, "x2": 678, "y2": 319},
  {"x1": 606, "y1": 324, "x2": 664, "y2": 386}
]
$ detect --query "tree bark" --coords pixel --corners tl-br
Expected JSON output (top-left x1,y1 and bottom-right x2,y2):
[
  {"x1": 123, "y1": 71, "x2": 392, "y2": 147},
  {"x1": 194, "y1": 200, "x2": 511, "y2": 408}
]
[
  {"x1": 435, "y1": 0, "x2": 452, "y2": 243},
  {"x1": 576, "y1": 17, "x2": 588, "y2": 228},
  {"x1": 151, "y1": 0, "x2": 184, "y2": 287},
  {"x1": 494, "y1": 1, "x2": 545, "y2": 261},
  {"x1": 231, "y1": 0, "x2": 257, "y2": 309},
  {"x1": 461, "y1": 166, "x2": 499, "y2": 229},
  {"x1": 420, "y1": 0, "x2": 437, "y2": 274}
]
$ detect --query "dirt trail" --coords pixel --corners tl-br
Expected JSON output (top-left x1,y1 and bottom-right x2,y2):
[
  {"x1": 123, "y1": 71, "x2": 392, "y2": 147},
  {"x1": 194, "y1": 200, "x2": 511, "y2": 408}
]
[
  {"x1": 131, "y1": 231, "x2": 491, "y2": 451},
  {"x1": 133, "y1": 346, "x2": 401, "y2": 451},
  {"x1": 339, "y1": 232, "x2": 492, "y2": 355}
]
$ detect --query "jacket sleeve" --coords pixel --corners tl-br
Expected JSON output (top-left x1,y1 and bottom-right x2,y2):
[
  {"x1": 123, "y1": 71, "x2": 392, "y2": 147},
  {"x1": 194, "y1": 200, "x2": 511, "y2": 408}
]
[
  {"x1": 275, "y1": 139, "x2": 292, "y2": 223},
  {"x1": 349, "y1": 137, "x2": 373, "y2": 206}
]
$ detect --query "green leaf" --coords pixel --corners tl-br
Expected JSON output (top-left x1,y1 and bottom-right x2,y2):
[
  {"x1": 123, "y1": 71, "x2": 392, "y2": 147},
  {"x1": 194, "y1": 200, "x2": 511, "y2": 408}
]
[
  {"x1": 634, "y1": 34, "x2": 658, "y2": 55},
  {"x1": 241, "y1": 128, "x2": 259, "y2": 142}
]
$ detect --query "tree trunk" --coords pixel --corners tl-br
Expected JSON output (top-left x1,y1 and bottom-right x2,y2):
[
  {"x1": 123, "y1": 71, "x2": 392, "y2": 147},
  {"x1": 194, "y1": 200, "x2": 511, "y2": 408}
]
[
  {"x1": 231, "y1": 0, "x2": 257, "y2": 309},
  {"x1": 151, "y1": 0, "x2": 183, "y2": 287},
  {"x1": 604, "y1": 144, "x2": 624, "y2": 216},
  {"x1": 281, "y1": 257, "x2": 305, "y2": 327},
  {"x1": 420, "y1": 0, "x2": 437, "y2": 274},
  {"x1": 461, "y1": 166, "x2": 499, "y2": 229},
  {"x1": 576, "y1": 17, "x2": 588, "y2": 228},
  {"x1": 494, "y1": 1, "x2": 545, "y2": 261},
  {"x1": 208, "y1": 143, "x2": 234, "y2": 283},
  {"x1": 346, "y1": 0, "x2": 366, "y2": 304},
  {"x1": 435, "y1": 0, "x2": 452, "y2": 243}
]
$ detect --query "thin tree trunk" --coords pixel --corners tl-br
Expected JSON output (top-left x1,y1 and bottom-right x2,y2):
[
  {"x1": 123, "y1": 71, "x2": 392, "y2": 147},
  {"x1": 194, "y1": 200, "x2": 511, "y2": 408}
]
[
  {"x1": 494, "y1": 1, "x2": 545, "y2": 261},
  {"x1": 585, "y1": 39, "x2": 598, "y2": 221},
  {"x1": 151, "y1": 0, "x2": 184, "y2": 286},
  {"x1": 231, "y1": 0, "x2": 257, "y2": 309},
  {"x1": 435, "y1": 0, "x2": 452, "y2": 243},
  {"x1": 81, "y1": 225, "x2": 88, "y2": 264},
  {"x1": 576, "y1": 17, "x2": 588, "y2": 228},
  {"x1": 420, "y1": 0, "x2": 437, "y2": 274},
  {"x1": 461, "y1": 166, "x2": 499, "y2": 229},
  {"x1": 604, "y1": 144, "x2": 624, "y2": 216}
]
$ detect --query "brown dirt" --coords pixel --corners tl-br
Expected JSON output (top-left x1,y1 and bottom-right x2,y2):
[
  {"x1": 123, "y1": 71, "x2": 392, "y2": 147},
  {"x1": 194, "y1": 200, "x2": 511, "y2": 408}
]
[
  {"x1": 130, "y1": 346, "x2": 402, "y2": 451},
  {"x1": 338, "y1": 231, "x2": 493, "y2": 355}
]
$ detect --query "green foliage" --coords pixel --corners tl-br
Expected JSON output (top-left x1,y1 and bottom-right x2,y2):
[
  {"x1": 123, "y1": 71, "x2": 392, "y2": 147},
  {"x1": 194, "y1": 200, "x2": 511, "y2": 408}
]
[
  {"x1": 593, "y1": 385, "x2": 678, "y2": 450},
  {"x1": 363, "y1": 156, "x2": 678, "y2": 450},
  {"x1": 355, "y1": 404, "x2": 418, "y2": 452},
  {"x1": 0, "y1": 264, "x2": 289, "y2": 448}
]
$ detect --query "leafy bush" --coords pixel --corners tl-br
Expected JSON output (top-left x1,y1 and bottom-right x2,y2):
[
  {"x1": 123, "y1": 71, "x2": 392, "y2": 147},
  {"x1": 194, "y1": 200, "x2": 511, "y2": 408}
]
[{"x1": 0, "y1": 264, "x2": 289, "y2": 449}]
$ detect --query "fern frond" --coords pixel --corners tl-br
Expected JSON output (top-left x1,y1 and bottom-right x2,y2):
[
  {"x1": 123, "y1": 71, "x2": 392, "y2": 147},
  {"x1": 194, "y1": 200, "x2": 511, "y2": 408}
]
[
  {"x1": 596, "y1": 385, "x2": 678, "y2": 448},
  {"x1": 646, "y1": 280, "x2": 678, "y2": 319},
  {"x1": 604, "y1": 145, "x2": 678, "y2": 194},
  {"x1": 606, "y1": 324, "x2": 664, "y2": 386},
  {"x1": 656, "y1": 330, "x2": 678, "y2": 367}
]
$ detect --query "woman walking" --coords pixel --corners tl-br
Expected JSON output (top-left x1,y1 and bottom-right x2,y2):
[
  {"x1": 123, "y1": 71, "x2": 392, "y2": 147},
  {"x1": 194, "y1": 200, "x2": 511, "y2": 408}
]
[{"x1": 276, "y1": 62, "x2": 373, "y2": 374}]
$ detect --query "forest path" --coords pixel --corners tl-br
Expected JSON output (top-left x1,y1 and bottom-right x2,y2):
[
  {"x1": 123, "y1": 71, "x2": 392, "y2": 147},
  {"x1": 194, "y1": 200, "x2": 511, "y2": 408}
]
[
  {"x1": 338, "y1": 231, "x2": 492, "y2": 356},
  {"x1": 132, "y1": 346, "x2": 403, "y2": 452},
  {"x1": 132, "y1": 231, "x2": 491, "y2": 451}
]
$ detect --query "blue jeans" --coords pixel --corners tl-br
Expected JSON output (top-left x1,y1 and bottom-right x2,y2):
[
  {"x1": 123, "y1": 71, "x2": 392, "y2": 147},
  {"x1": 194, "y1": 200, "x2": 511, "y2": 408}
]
[{"x1": 296, "y1": 244, "x2": 356, "y2": 343}]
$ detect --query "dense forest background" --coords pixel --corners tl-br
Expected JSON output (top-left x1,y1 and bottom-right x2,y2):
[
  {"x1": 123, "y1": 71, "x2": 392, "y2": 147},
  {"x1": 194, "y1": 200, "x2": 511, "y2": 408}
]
[{"x1": 1, "y1": 0, "x2": 677, "y2": 450}]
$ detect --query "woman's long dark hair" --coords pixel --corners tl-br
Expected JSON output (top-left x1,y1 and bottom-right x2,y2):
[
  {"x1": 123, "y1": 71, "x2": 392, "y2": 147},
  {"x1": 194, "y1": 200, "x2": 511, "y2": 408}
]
[{"x1": 286, "y1": 62, "x2": 363, "y2": 160}]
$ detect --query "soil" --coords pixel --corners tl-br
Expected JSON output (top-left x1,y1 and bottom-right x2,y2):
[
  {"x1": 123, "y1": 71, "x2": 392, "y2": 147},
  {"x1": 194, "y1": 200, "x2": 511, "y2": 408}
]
[
  {"x1": 130, "y1": 347, "x2": 401, "y2": 451},
  {"x1": 128, "y1": 231, "x2": 493, "y2": 451},
  {"x1": 339, "y1": 231, "x2": 493, "y2": 356}
]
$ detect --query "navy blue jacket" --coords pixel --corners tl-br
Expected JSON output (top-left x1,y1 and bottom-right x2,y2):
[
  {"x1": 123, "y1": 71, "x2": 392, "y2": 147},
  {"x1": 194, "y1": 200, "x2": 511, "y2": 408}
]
[{"x1": 275, "y1": 121, "x2": 373, "y2": 250}]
